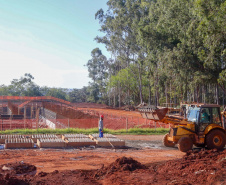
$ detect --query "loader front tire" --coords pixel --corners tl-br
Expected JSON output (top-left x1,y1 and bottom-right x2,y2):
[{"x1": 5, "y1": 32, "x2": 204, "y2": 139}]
[
  {"x1": 206, "y1": 130, "x2": 225, "y2": 150},
  {"x1": 178, "y1": 137, "x2": 193, "y2": 152},
  {"x1": 163, "y1": 134, "x2": 175, "y2": 147}
]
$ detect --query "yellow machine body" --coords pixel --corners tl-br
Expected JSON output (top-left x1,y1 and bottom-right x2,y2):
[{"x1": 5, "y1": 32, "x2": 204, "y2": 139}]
[
  {"x1": 139, "y1": 104, "x2": 226, "y2": 152},
  {"x1": 168, "y1": 123, "x2": 224, "y2": 145},
  {"x1": 168, "y1": 123, "x2": 195, "y2": 143}
]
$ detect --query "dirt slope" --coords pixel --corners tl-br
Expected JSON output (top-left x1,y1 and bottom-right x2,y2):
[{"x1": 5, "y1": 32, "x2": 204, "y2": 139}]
[{"x1": 0, "y1": 149, "x2": 225, "y2": 185}]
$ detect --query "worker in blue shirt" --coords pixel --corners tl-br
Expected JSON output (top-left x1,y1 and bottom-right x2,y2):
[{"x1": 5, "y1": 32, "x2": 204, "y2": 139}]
[
  {"x1": 201, "y1": 109, "x2": 209, "y2": 123},
  {"x1": 99, "y1": 115, "x2": 104, "y2": 138}
]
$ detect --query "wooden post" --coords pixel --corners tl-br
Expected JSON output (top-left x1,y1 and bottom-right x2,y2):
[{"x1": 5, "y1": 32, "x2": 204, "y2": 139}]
[
  {"x1": 24, "y1": 106, "x2": 26, "y2": 129},
  {"x1": 10, "y1": 115, "x2": 12, "y2": 130},
  {"x1": 36, "y1": 107, "x2": 40, "y2": 130},
  {"x1": 68, "y1": 118, "x2": 70, "y2": 128},
  {"x1": 31, "y1": 104, "x2": 33, "y2": 119},
  {"x1": 155, "y1": 121, "x2": 156, "y2": 131},
  {"x1": 126, "y1": 117, "x2": 128, "y2": 132}
]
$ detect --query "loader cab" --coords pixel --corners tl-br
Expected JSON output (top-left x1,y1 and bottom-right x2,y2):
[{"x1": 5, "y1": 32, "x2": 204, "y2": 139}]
[
  {"x1": 187, "y1": 105, "x2": 222, "y2": 133},
  {"x1": 187, "y1": 107, "x2": 200, "y2": 123}
]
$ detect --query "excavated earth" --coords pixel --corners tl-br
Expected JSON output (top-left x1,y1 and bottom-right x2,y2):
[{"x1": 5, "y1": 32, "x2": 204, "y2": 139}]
[
  {"x1": 0, "y1": 103, "x2": 225, "y2": 184},
  {"x1": 0, "y1": 134, "x2": 225, "y2": 185}
]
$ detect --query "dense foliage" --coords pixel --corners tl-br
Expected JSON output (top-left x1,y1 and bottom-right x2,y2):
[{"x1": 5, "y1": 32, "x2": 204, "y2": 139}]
[
  {"x1": 1, "y1": 0, "x2": 225, "y2": 107},
  {"x1": 87, "y1": 0, "x2": 226, "y2": 107},
  {"x1": 0, "y1": 74, "x2": 69, "y2": 101}
]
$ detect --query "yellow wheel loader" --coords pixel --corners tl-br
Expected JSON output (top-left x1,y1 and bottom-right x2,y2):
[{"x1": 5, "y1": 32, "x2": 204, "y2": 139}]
[{"x1": 139, "y1": 104, "x2": 226, "y2": 152}]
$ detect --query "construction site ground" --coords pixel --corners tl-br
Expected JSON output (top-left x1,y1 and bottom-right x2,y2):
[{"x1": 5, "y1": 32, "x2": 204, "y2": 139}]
[
  {"x1": 0, "y1": 103, "x2": 225, "y2": 184},
  {"x1": 0, "y1": 135, "x2": 225, "y2": 185}
]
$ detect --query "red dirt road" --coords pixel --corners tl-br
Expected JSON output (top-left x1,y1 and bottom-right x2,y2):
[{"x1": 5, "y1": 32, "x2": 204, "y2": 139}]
[
  {"x1": 0, "y1": 135, "x2": 225, "y2": 185},
  {"x1": 0, "y1": 135, "x2": 183, "y2": 173},
  {"x1": 0, "y1": 148, "x2": 183, "y2": 173}
]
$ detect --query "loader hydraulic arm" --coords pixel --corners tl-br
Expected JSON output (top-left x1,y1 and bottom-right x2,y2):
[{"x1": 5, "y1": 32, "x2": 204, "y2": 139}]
[
  {"x1": 221, "y1": 107, "x2": 226, "y2": 129},
  {"x1": 160, "y1": 116, "x2": 188, "y2": 125},
  {"x1": 138, "y1": 106, "x2": 188, "y2": 125},
  {"x1": 222, "y1": 108, "x2": 226, "y2": 118}
]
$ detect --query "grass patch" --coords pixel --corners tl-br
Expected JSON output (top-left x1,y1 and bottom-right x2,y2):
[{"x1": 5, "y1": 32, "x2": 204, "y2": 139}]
[{"x1": 0, "y1": 128, "x2": 169, "y2": 135}]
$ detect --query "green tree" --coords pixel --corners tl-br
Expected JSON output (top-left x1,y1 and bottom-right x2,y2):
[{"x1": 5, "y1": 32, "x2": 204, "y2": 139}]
[
  {"x1": 69, "y1": 87, "x2": 88, "y2": 103},
  {"x1": 86, "y1": 48, "x2": 108, "y2": 103},
  {"x1": 40, "y1": 86, "x2": 68, "y2": 101},
  {"x1": 8, "y1": 73, "x2": 42, "y2": 96}
]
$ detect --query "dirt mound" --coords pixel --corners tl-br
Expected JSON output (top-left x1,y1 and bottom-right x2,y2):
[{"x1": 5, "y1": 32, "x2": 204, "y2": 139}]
[
  {"x1": 0, "y1": 162, "x2": 36, "y2": 185},
  {"x1": 72, "y1": 103, "x2": 109, "y2": 109},
  {"x1": 0, "y1": 174, "x2": 28, "y2": 185},
  {"x1": 119, "y1": 105, "x2": 135, "y2": 111},
  {"x1": 93, "y1": 156, "x2": 147, "y2": 179},
  {"x1": 29, "y1": 170, "x2": 99, "y2": 185},
  {"x1": 155, "y1": 149, "x2": 226, "y2": 184},
  {"x1": 0, "y1": 162, "x2": 36, "y2": 175},
  {"x1": 0, "y1": 150, "x2": 225, "y2": 184},
  {"x1": 43, "y1": 102, "x2": 98, "y2": 119},
  {"x1": 65, "y1": 109, "x2": 97, "y2": 119}
]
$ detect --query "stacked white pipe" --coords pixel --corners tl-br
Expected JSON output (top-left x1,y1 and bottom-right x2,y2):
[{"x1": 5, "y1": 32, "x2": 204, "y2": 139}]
[
  {"x1": 0, "y1": 135, "x2": 25, "y2": 139},
  {"x1": 39, "y1": 138, "x2": 64, "y2": 143},
  {"x1": 91, "y1": 133, "x2": 116, "y2": 138},
  {"x1": 63, "y1": 134, "x2": 89, "y2": 138},
  {"x1": 67, "y1": 138, "x2": 94, "y2": 142},
  {"x1": 32, "y1": 134, "x2": 58, "y2": 139},
  {"x1": 6, "y1": 138, "x2": 33, "y2": 143}
]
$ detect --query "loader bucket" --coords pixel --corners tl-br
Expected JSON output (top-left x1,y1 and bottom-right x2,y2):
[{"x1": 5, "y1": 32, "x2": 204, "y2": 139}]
[{"x1": 138, "y1": 106, "x2": 168, "y2": 121}]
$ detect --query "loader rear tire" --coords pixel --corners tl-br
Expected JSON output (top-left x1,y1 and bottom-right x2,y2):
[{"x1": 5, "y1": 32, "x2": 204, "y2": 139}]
[
  {"x1": 163, "y1": 134, "x2": 175, "y2": 147},
  {"x1": 206, "y1": 130, "x2": 225, "y2": 150},
  {"x1": 178, "y1": 137, "x2": 193, "y2": 152}
]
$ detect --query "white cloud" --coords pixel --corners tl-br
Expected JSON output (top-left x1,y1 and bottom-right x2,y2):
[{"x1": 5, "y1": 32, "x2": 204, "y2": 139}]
[
  {"x1": 0, "y1": 24, "x2": 91, "y2": 89},
  {"x1": 0, "y1": 43, "x2": 90, "y2": 88}
]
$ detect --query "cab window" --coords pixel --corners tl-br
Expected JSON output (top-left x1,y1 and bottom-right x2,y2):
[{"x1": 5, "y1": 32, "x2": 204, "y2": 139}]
[
  {"x1": 199, "y1": 108, "x2": 210, "y2": 131},
  {"x1": 212, "y1": 107, "x2": 221, "y2": 125},
  {"x1": 187, "y1": 107, "x2": 200, "y2": 123},
  {"x1": 200, "y1": 108, "x2": 210, "y2": 123}
]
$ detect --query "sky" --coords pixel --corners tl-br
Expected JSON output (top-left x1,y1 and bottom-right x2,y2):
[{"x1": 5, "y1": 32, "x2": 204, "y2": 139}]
[{"x1": 0, "y1": 0, "x2": 108, "y2": 89}]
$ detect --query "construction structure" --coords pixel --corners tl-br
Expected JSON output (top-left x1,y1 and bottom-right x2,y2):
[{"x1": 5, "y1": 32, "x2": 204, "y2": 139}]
[{"x1": 0, "y1": 96, "x2": 97, "y2": 130}]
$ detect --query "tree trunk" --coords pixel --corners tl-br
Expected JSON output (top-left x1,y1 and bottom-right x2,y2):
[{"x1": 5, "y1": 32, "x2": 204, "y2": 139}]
[
  {"x1": 196, "y1": 85, "x2": 199, "y2": 103},
  {"x1": 203, "y1": 85, "x2": 206, "y2": 104},
  {"x1": 118, "y1": 85, "x2": 121, "y2": 108},
  {"x1": 148, "y1": 82, "x2": 151, "y2": 105},
  {"x1": 223, "y1": 87, "x2": 225, "y2": 107},
  {"x1": 185, "y1": 76, "x2": 188, "y2": 102},
  {"x1": 200, "y1": 85, "x2": 202, "y2": 103},
  {"x1": 165, "y1": 83, "x2": 168, "y2": 107},
  {"x1": 109, "y1": 93, "x2": 111, "y2": 107},
  {"x1": 170, "y1": 81, "x2": 171, "y2": 105},
  {"x1": 216, "y1": 83, "x2": 219, "y2": 105},
  {"x1": 113, "y1": 91, "x2": 116, "y2": 108},
  {"x1": 138, "y1": 63, "x2": 143, "y2": 104},
  {"x1": 193, "y1": 89, "x2": 195, "y2": 102},
  {"x1": 138, "y1": 84, "x2": 143, "y2": 104},
  {"x1": 155, "y1": 74, "x2": 159, "y2": 106}
]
